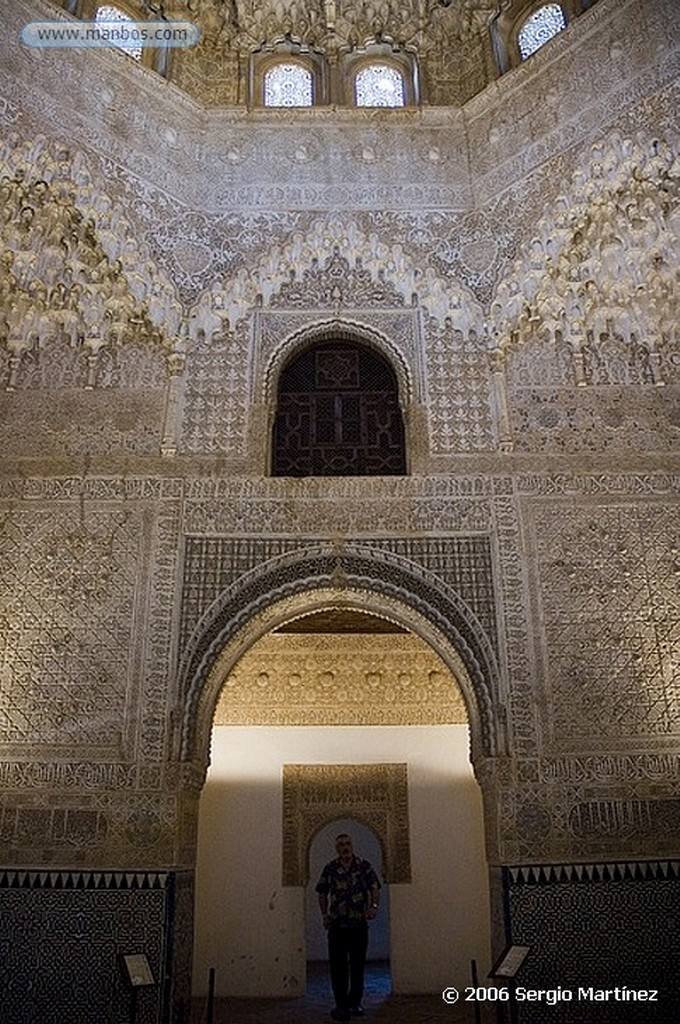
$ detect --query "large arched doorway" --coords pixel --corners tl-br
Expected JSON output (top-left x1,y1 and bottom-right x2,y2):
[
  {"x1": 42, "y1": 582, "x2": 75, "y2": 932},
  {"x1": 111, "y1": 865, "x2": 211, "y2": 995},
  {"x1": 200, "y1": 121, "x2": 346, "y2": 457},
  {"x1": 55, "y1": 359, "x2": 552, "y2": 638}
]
[
  {"x1": 178, "y1": 546, "x2": 499, "y2": 767},
  {"x1": 189, "y1": 598, "x2": 493, "y2": 1004}
]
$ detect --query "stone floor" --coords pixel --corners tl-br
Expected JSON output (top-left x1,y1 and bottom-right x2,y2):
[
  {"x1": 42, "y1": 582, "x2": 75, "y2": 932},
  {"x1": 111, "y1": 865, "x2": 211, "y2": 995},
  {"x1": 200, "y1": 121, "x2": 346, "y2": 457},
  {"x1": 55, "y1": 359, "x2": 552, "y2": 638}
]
[{"x1": 189, "y1": 961, "x2": 498, "y2": 1024}]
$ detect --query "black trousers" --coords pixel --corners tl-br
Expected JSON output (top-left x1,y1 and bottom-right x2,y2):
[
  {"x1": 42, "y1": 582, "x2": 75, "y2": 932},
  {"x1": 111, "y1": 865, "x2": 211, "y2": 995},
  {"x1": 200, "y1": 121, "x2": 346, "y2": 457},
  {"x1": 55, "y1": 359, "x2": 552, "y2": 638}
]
[{"x1": 328, "y1": 922, "x2": 369, "y2": 1010}]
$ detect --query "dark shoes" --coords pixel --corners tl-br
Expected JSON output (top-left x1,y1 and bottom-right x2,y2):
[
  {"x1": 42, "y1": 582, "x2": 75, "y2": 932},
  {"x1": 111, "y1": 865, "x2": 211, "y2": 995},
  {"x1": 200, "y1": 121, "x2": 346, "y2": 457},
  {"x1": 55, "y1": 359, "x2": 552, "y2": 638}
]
[{"x1": 331, "y1": 1003, "x2": 364, "y2": 1020}]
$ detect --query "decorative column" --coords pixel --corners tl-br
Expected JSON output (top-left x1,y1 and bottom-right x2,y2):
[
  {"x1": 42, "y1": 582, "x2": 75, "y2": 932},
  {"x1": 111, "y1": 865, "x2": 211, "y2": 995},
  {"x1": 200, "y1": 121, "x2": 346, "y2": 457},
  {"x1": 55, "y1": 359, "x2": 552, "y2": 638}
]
[
  {"x1": 160, "y1": 332, "x2": 187, "y2": 457},
  {"x1": 564, "y1": 321, "x2": 588, "y2": 386},
  {"x1": 487, "y1": 332, "x2": 514, "y2": 451},
  {"x1": 5, "y1": 346, "x2": 26, "y2": 391}
]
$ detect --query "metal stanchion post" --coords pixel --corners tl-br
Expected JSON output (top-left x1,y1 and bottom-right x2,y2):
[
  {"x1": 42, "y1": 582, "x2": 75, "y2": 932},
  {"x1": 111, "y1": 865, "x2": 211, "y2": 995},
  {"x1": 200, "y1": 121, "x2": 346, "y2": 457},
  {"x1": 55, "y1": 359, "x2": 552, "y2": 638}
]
[
  {"x1": 471, "y1": 959, "x2": 482, "y2": 1024},
  {"x1": 206, "y1": 967, "x2": 215, "y2": 1024}
]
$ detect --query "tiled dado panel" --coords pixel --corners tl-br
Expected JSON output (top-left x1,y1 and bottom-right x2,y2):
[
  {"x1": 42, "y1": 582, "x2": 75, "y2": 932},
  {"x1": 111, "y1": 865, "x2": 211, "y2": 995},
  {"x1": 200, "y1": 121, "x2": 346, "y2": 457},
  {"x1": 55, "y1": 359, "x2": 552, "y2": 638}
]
[
  {"x1": 504, "y1": 861, "x2": 680, "y2": 1023},
  {"x1": 0, "y1": 869, "x2": 193, "y2": 1024}
]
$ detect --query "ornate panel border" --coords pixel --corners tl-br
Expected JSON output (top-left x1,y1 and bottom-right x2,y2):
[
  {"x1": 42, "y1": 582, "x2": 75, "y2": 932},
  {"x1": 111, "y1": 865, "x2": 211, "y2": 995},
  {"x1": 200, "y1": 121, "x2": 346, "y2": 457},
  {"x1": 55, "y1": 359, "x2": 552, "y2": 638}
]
[
  {"x1": 282, "y1": 763, "x2": 410, "y2": 886},
  {"x1": 181, "y1": 478, "x2": 493, "y2": 541},
  {"x1": 178, "y1": 535, "x2": 499, "y2": 667},
  {"x1": 177, "y1": 542, "x2": 501, "y2": 764}
]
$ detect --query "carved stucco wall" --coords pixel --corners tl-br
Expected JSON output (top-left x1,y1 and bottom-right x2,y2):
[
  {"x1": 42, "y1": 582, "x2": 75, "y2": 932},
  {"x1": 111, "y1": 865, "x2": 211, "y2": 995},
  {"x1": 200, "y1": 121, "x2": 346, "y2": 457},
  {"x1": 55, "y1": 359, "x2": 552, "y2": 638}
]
[
  {"x1": 0, "y1": 483, "x2": 183, "y2": 867},
  {"x1": 0, "y1": 3, "x2": 678, "y2": 1013},
  {"x1": 0, "y1": 4, "x2": 675, "y2": 1019}
]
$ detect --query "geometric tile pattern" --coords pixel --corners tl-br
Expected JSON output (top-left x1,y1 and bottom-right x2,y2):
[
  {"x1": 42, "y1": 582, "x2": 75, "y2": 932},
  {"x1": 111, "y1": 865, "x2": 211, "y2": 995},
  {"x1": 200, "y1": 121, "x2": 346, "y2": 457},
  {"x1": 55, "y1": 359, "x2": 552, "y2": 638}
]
[
  {"x1": 506, "y1": 860, "x2": 680, "y2": 885},
  {"x1": 179, "y1": 534, "x2": 498, "y2": 663},
  {"x1": 0, "y1": 870, "x2": 170, "y2": 1024},
  {"x1": 505, "y1": 861, "x2": 680, "y2": 1023},
  {"x1": 0, "y1": 507, "x2": 145, "y2": 754},
  {"x1": 0, "y1": 868, "x2": 170, "y2": 889},
  {"x1": 531, "y1": 503, "x2": 680, "y2": 747},
  {"x1": 178, "y1": 535, "x2": 303, "y2": 654}
]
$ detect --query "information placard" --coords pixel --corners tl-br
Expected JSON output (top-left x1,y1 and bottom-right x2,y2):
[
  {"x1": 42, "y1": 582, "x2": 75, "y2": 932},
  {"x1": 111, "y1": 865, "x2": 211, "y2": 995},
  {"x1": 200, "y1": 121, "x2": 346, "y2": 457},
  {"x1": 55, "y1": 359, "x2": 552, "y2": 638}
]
[
  {"x1": 490, "y1": 945, "x2": 531, "y2": 979},
  {"x1": 122, "y1": 953, "x2": 155, "y2": 988}
]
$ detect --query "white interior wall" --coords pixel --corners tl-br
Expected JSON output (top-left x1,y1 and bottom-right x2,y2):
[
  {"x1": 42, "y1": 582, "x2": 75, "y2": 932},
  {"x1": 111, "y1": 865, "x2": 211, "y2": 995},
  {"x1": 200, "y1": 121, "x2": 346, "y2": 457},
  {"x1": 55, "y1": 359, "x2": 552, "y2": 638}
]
[{"x1": 193, "y1": 725, "x2": 489, "y2": 998}]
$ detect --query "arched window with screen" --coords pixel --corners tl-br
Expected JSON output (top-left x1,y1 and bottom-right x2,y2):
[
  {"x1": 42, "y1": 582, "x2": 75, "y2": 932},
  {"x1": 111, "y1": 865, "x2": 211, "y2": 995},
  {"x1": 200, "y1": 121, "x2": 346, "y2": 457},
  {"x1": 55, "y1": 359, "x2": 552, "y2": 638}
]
[
  {"x1": 517, "y1": 4, "x2": 567, "y2": 59},
  {"x1": 263, "y1": 62, "x2": 314, "y2": 107},
  {"x1": 95, "y1": 4, "x2": 143, "y2": 61},
  {"x1": 355, "y1": 64, "x2": 405, "y2": 107},
  {"x1": 272, "y1": 341, "x2": 407, "y2": 476}
]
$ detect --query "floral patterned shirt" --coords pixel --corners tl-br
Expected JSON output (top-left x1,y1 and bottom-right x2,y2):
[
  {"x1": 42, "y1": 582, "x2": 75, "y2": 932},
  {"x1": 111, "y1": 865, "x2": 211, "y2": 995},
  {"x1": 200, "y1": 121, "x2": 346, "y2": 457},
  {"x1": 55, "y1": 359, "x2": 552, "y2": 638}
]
[{"x1": 315, "y1": 855, "x2": 381, "y2": 927}]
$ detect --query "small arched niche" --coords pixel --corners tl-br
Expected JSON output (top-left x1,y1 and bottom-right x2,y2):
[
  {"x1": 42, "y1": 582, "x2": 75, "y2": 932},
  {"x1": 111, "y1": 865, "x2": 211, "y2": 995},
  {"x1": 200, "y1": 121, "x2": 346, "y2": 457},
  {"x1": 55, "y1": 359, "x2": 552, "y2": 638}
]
[
  {"x1": 307, "y1": 819, "x2": 390, "y2": 979},
  {"x1": 271, "y1": 339, "x2": 407, "y2": 476}
]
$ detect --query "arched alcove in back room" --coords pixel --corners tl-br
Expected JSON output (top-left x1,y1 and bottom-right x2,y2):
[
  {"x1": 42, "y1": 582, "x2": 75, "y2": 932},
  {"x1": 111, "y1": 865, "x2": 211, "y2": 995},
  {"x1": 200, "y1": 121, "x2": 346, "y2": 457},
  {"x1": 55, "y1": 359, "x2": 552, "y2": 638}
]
[{"x1": 191, "y1": 606, "x2": 490, "y2": 1002}]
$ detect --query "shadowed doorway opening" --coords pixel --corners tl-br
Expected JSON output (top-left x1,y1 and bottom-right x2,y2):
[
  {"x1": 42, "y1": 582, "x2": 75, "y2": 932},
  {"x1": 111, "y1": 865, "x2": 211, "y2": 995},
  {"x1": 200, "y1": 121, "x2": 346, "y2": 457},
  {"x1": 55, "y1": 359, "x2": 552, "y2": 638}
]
[
  {"x1": 307, "y1": 818, "x2": 391, "y2": 1004},
  {"x1": 191, "y1": 606, "x2": 490, "y2": 1006}
]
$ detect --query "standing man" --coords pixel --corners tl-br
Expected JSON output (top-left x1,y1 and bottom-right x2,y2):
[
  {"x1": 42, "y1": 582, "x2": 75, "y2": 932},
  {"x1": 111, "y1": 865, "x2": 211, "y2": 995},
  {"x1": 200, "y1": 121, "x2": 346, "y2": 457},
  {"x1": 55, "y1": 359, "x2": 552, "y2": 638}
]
[{"x1": 316, "y1": 833, "x2": 381, "y2": 1021}]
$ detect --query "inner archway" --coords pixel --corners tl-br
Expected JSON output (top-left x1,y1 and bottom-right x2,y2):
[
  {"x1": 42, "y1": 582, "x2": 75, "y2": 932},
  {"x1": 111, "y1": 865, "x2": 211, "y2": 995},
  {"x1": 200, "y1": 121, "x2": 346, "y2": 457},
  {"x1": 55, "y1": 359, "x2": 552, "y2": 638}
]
[{"x1": 191, "y1": 605, "x2": 490, "y2": 1004}]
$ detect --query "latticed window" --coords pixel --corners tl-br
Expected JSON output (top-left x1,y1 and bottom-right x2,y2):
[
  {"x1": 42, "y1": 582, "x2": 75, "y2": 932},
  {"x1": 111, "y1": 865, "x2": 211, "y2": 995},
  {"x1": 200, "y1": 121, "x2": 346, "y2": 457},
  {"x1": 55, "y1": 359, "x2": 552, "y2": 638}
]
[
  {"x1": 355, "y1": 64, "x2": 405, "y2": 107},
  {"x1": 263, "y1": 63, "x2": 314, "y2": 106},
  {"x1": 517, "y1": 4, "x2": 567, "y2": 59},
  {"x1": 95, "y1": 5, "x2": 143, "y2": 61},
  {"x1": 272, "y1": 342, "x2": 407, "y2": 476}
]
